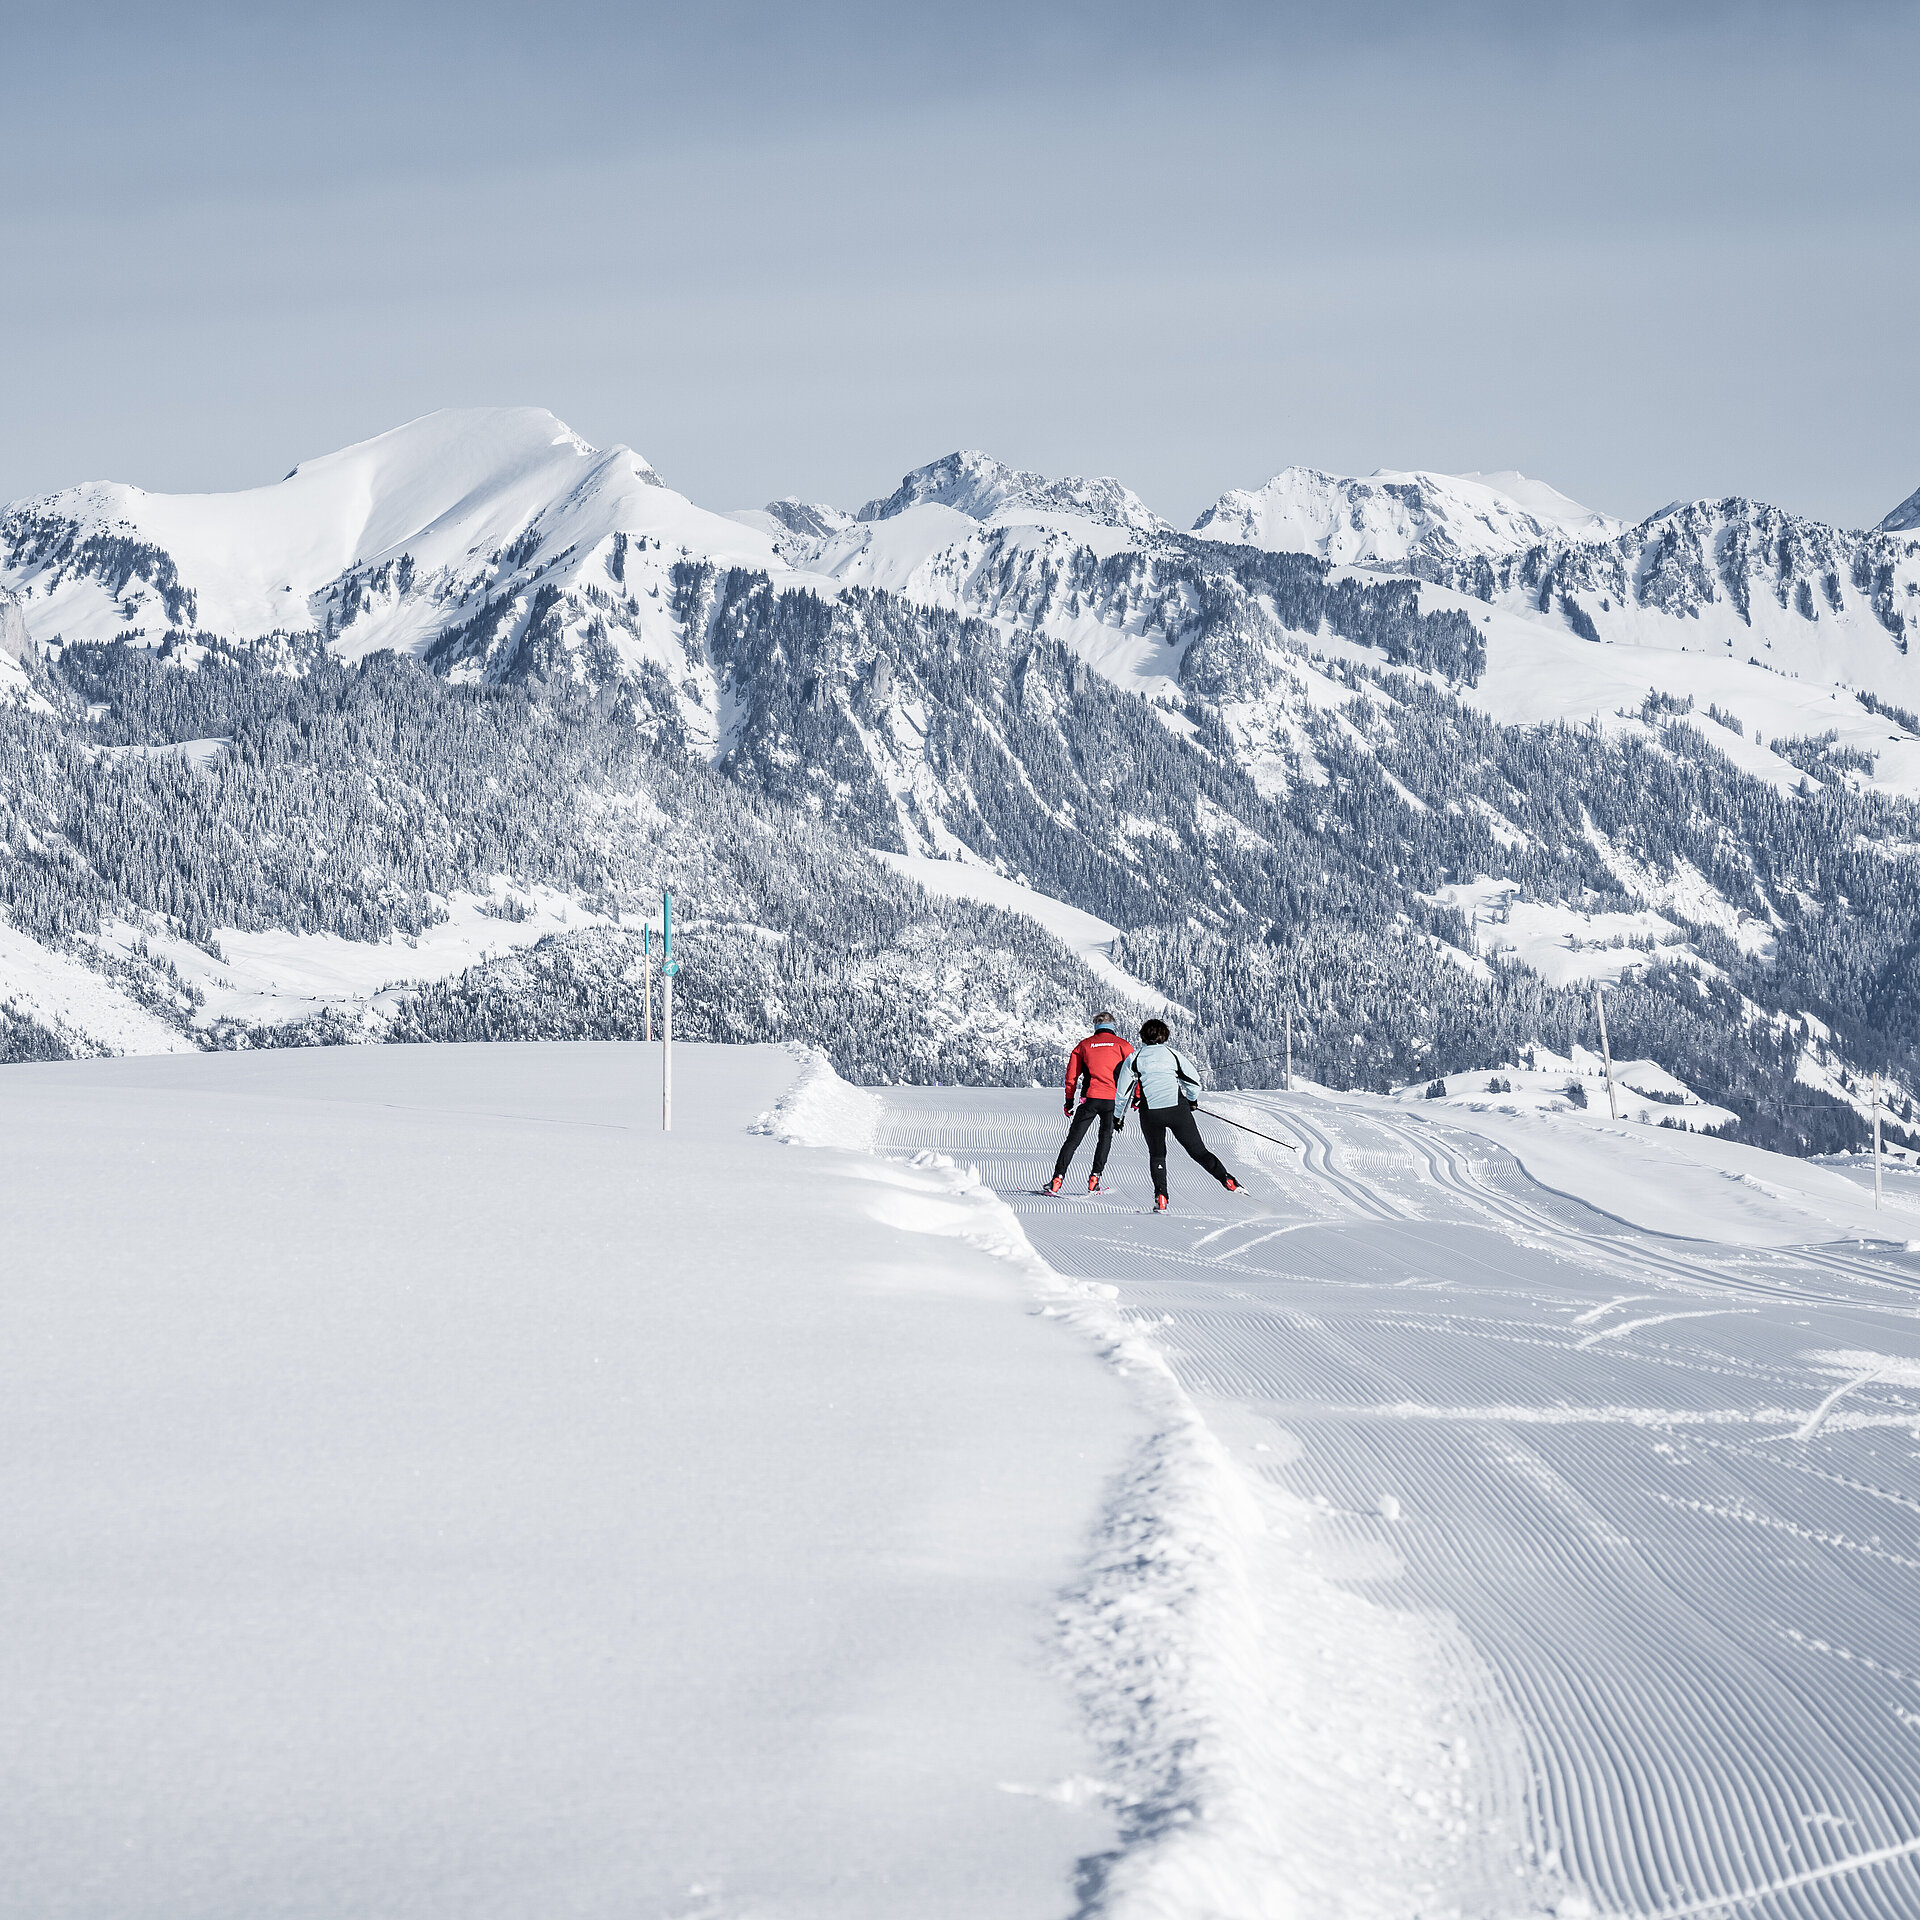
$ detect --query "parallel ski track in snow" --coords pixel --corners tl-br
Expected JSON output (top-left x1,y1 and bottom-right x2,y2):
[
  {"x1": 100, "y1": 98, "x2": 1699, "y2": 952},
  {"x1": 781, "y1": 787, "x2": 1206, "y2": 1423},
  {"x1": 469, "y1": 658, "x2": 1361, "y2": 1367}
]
[
  {"x1": 1265, "y1": 1096, "x2": 1920, "y2": 1318},
  {"x1": 877, "y1": 1087, "x2": 1920, "y2": 1919}
]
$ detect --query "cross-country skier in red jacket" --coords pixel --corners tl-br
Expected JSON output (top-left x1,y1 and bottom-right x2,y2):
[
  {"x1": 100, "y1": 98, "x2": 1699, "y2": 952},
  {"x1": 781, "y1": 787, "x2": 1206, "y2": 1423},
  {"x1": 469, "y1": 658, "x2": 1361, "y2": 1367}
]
[{"x1": 1049, "y1": 1013, "x2": 1136, "y2": 1194}]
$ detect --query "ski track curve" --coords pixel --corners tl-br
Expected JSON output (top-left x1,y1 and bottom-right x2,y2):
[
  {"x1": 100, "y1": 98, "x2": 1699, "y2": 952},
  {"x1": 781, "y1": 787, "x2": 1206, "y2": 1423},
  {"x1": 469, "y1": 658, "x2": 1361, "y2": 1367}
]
[{"x1": 876, "y1": 1086, "x2": 1920, "y2": 1920}]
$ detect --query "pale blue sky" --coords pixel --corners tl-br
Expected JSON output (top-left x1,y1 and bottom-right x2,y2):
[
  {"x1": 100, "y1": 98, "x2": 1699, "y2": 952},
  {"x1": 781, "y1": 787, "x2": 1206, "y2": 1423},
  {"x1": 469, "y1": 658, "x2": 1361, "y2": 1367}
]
[{"x1": 4, "y1": 1, "x2": 1915, "y2": 528}]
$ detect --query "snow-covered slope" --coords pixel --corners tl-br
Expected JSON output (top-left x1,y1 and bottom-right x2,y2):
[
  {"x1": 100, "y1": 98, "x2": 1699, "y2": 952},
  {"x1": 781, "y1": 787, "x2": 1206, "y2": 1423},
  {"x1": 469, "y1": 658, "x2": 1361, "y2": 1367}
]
[
  {"x1": 1452, "y1": 469, "x2": 1621, "y2": 539},
  {"x1": 1445, "y1": 581, "x2": 1920, "y2": 798},
  {"x1": 1, "y1": 1042, "x2": 1147, "y2": 1919},
  {"x1": 886, "y1": 1082, "x2": 1920, "y2": 1916},
  {"x1": 17, "y1": 1028, "x2": 1920, "y2": 1915},
  {"x1": 872, "y1": 850, "x2": 1181, "y2": 1013},
  {"x1": 1190, "y1": 466, "x2": 1622, "y2": 564},
  {"x1": 1423, "y1": 496, "x2": 1920, "y2": 725}
]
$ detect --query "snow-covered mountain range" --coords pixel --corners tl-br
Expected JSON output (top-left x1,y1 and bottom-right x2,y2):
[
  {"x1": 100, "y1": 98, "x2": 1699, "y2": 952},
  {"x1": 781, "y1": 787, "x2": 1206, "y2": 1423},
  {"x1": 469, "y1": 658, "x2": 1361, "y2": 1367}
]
[
  {"x1": 2, "y1": 408, "x2": 1917, "y2": 1158},
  {"x1": 8, "y1": 411, "x2": 1914, "y2": 782},
  {"x1": 852, "y1": 447, "x2": 1169, "y2": 536},
  {"x1": 0, "y1": 409, "x2": 787, "y2": 749}
]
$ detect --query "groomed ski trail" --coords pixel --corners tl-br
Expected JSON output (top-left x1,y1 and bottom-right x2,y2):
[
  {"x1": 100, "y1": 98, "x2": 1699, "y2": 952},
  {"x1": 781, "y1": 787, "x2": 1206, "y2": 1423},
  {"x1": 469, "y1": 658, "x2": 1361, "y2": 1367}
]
[{"x1": 878, "y1": 1086, "x2": 1920, "y2": 1920}]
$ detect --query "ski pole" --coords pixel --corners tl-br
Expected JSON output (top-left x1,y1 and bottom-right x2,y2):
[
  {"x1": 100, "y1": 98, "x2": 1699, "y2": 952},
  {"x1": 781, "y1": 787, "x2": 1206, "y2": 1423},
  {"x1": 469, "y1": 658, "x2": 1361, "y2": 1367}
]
[{"x1": 1196, "y1": 1106, "x2": 1301, "y2": 1152}]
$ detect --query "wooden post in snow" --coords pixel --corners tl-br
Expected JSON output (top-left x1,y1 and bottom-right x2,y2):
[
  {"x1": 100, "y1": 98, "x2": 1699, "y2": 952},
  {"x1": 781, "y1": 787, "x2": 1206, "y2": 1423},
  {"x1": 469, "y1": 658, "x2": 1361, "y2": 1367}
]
[{"x1": 1593, "y1": 984, "x2": 1621, "y2": 1121}]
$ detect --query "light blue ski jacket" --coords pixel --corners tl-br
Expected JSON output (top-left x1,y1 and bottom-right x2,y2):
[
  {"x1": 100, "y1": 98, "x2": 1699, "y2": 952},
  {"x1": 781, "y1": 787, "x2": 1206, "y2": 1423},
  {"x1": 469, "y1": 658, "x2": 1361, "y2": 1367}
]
[{"x1": 1114, "y1": 1042, "x2": 1203, "y2": 1113}]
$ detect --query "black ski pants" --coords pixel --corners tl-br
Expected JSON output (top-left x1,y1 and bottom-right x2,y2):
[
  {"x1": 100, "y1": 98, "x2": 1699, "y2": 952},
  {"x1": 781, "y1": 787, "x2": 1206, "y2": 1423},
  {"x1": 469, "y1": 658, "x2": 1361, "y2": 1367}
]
[
  {"x1": 1054, "y1": 1098, "x2": 1117, "y2": 1180},
  {"x1": 1139, "y1": 1102, "x2": 1231, "y2": 1200}
]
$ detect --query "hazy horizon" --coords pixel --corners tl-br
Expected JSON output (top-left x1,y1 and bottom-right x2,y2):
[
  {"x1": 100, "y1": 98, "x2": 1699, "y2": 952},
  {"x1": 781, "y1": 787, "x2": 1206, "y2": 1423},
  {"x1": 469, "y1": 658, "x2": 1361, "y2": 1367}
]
[{"x1": 5, "y1": 0, "x2": 1916, "y2": 530}]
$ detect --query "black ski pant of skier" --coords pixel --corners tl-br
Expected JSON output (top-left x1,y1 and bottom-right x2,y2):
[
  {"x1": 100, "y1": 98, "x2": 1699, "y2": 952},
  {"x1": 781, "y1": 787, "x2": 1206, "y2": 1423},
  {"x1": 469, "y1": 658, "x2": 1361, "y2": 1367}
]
[
  {"x1": 1054, "y1": 1098, "x2": 1117, "y2": 1181},
  {"x1": 1139, "y1": 1102, "x2": 1232, "y2": 1201}
]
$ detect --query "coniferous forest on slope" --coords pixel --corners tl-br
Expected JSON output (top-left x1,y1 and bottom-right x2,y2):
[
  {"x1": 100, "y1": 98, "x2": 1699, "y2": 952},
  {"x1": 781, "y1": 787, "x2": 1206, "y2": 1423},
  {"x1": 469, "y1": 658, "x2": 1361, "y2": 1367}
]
[{"x1": 3, "y1": 563, "x2": 1917, "y2": 1158}]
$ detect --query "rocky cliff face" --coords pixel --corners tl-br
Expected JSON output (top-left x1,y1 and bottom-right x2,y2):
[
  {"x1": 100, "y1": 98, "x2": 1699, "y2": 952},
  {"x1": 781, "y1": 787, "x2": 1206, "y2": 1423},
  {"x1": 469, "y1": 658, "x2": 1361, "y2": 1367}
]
[
  {"x1": 0, "y1": 590, "x2": 30, "y2": 660},
  {"x1": 1880, "y1": 482, "x2": 1920, "y2": 535}
]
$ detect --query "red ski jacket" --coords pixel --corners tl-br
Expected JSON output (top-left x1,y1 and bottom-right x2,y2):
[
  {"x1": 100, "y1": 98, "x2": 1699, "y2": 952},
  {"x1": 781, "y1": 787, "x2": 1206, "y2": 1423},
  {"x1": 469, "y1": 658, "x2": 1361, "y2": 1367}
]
[{"x1": 1065, "y1": 1029, "x2": 1135, "y2": 1106}]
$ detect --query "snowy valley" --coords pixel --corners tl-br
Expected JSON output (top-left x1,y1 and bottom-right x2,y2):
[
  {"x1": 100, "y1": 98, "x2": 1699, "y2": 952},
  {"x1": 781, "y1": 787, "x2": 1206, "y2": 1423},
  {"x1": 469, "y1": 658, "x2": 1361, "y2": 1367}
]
[{"x1": 2, "y1": 408, "x2": 1918, "y2": 1164}]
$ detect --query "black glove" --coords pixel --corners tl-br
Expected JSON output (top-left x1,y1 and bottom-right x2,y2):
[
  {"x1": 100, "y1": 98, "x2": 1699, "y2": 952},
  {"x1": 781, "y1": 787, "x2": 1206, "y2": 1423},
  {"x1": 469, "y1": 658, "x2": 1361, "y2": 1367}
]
[{"x1": 1064, "y1": 1102, "x2": 1075, "y2": 1117}]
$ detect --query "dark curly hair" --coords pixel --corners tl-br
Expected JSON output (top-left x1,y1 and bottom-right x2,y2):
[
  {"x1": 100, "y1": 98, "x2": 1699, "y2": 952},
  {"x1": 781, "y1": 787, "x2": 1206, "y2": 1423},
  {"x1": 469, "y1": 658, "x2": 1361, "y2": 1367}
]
[{"x1": 1138, "y1": 1018, "x2": 1171, "y2": 1046}]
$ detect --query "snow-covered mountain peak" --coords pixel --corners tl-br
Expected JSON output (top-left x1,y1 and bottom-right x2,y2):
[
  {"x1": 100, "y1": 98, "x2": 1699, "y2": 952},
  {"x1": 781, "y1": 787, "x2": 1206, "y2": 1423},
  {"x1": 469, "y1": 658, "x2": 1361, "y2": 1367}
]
[
  {"x1": 855, "y1": 450, "x2": 1168, "y2": 536},
  {"x1": 4, "y1": 407, "x2": 684, "y2": 633},
  {"x1": 1190, "y1": 465, "x2": 1619, "y2": 566},
  {"x1": 278, "y1": 405, "x2": 658, "y2": 496},
  {"x1": 1881, "y1": 482, "x2": 1920, "y2": 534},
  {"x1": 0, "y1": 406, "x2": 788, "y2": 712}
]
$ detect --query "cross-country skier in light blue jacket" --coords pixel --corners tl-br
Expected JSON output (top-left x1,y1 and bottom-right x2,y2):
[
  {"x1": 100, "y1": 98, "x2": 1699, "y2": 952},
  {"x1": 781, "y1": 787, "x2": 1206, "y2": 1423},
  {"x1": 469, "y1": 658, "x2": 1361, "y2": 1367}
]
[{"x1": 1112, "y1": 1017, "x2": 1240, "y2": 1213}]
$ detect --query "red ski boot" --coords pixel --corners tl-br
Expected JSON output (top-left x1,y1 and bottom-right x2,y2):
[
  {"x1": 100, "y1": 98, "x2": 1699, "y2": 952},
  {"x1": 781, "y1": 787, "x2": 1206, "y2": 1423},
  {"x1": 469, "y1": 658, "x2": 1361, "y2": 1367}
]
[
  {"x1": 1087, "y1": 1173, "x2": 1103, "y2": 1193},
  {"x1": 1153, "y1": 1193, "x2": 1169, "y2": 1213},
  {"x1": 1048, "y1": 1174, "x2": 1064, "y2": 1195}
]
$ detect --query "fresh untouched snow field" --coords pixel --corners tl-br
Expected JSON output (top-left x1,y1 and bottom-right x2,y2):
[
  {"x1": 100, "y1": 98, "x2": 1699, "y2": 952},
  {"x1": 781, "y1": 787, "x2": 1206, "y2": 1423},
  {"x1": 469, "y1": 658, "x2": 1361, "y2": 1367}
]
[
  {"x1": 0, "y1": 1043, "x2": 1146, "y2": 1920},
  {"x1": 13, "y1": 1042, "x2": 1920, "y2": 1919}
]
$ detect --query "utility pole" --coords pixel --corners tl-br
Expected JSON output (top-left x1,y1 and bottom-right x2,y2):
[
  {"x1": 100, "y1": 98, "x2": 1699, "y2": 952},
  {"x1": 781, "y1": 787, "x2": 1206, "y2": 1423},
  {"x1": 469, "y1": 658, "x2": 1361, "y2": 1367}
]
[
  {"x1": 1873, "y1": 1072, "x2": 1883, "y2": 1211},
  {"x1": 1593, "y1": 983, "x2": 1620, "y2": 1121},
  {"x1": 660, "y1": 889, "x2": 680, "y2": 1133},
  {"x1": 1284, "y1": 1001, "x2": 1293, "y2": 1093}
]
